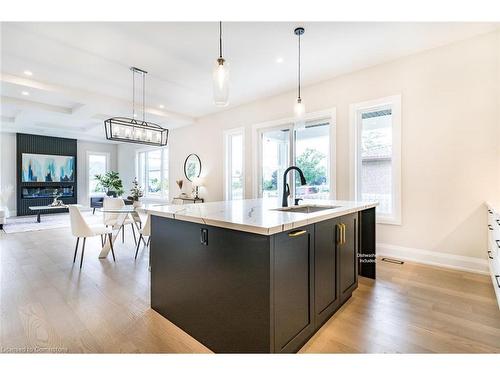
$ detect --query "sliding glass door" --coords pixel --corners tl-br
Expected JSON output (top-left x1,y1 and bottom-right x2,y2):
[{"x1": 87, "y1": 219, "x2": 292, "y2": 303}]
[
  {"x1": 258, "y1": 119, "x2": 331, "y2": 200},
  {"x1": 295, "y1": 122, "x2": 330, "y2": 199},
  {"x1": 260, "y1": 127, "x2": 291, "y2": 198}
]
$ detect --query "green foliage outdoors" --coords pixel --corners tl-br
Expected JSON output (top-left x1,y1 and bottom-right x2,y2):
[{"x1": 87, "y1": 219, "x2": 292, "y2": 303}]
[
  {"x1": 296, "y1": 148, "x2": 327, "y2": 186},
  {"x1": 262, "y1": 148, "x2": 327, "y2": 190}
]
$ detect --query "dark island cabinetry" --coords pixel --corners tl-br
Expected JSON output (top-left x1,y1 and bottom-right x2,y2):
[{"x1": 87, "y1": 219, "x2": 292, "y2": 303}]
[
  {"x1": 150, "y1": 207, "x2": 375, "y2": 353},
  {"x1": 150, "y1": 218, "x2": 272, "y2": 353},
  {"x1": 313, "y1": 213, "x2": 358, "y2": 328}
]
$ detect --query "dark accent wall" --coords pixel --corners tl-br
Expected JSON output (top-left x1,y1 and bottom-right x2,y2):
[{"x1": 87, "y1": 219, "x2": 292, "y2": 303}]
[{"x1": 16, "y1": 133, "x2": 77, "y2": 216}]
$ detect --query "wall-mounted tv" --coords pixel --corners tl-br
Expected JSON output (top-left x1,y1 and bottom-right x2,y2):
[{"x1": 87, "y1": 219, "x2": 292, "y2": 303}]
[{"x1": 22, "y1": 153, "x2": 75, "y2": 182}]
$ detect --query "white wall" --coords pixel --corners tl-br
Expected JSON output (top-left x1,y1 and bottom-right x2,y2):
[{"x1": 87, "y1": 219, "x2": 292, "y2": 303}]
[
  {"x1": 167, "y1": 30, "x2": 500, "y2": 260},
  {"x1": 0, "y1": 132, "x2": 17, "y2": 214},
  {"x1": 0, "y1": 133, "x2": 118, "y2": 214}
]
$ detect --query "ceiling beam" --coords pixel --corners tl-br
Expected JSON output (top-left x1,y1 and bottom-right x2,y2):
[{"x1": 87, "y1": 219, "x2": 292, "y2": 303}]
[
  {"x1": 2, "y1": 96, "x2": 73, "y2": 114},
  {"x1": 0, "y1": 115, "x2": 15, "y2": 123},
  {"x1": 1, "y1": 73, "x2": 194, "y2": 126}
]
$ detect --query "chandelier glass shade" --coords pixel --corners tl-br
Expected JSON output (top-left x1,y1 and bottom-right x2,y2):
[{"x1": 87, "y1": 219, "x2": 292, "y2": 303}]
[
  {"x1": 294, "y1": 27, "x2": 306, "y2": 122},
  {"x1": 213, "y1": 21, "x2": 229, "y2": 107}
]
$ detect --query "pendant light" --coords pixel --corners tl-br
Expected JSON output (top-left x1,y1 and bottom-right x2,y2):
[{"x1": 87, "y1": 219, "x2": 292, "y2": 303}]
[
  {"x1": 213, "y1": 21, "x2": 229, "y2": 106},
  {"x1": 104, "y1": 67, "x2": 168, "y2": 146},
  {"x1": 294, "y1": 27, "x2": 306, "y2": 121}
]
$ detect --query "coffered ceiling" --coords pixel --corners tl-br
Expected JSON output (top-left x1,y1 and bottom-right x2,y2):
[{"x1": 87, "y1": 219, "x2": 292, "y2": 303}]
[{"x1": 1, "y1": 22, "x2": 498, "y2": 142}]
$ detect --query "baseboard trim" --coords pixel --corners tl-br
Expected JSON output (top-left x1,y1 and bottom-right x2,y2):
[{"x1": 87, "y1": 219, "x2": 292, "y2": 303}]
[{"x1": 377, "y1": 243, "x2": 489, "y2": 275}]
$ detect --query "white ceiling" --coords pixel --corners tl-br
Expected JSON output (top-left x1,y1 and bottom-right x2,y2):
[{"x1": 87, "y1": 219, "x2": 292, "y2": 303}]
[{"x1": 1, "y1": 22, "x2": 498, "y2": 142}]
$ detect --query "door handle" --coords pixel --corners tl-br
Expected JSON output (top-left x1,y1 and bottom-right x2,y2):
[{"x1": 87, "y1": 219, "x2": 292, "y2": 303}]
[
  {"x1": 488, "y1": 251, "x2": 494, "y2": 259},
  {"x1": 288, "y1": 229, "x2": 307, "y2": 237},
  {"x1": 336, "y1": 224, "x2": 342, "y2": 245},
  {"x1": 495, "y1": 275, "x2": 500, "y2": 288},
  {"x1": 342, "y1": 223, "x2": 346, "y2": 245},
  {"x1": 488, "y1": 224, "x2": 494, "y2": 230}
]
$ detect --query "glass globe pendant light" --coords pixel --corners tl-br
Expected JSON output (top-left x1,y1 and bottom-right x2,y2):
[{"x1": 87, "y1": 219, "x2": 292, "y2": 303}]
[
  {"x1": 213, "y1": 21, "x2": 229, "y2": 106},
  {"x1": 294, "y1": 27, "x2": 305, "y2": 121}
]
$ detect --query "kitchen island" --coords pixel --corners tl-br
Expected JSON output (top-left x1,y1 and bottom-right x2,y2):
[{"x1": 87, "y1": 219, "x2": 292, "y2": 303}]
[{"x1": 143, "y1": 199, "x2": 377, "y2": 353}]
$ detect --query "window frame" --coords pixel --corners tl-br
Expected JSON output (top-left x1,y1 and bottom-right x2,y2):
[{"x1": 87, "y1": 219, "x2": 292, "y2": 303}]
[
  {"x1": 350, "y1": 95, "x2": 402, "y2": 225},
  {"x1": 252, "y1": 108, "x2": 336, "y2": 200},
  {"x1": 135, "y1": 146, "x2": 169, "y2": 200},
  {"x1": 223, "y1": 127, "x2": 245, "y2": 201},
  {"x1": 86, "y1": 151, "x2": 110, "y2": 201}
]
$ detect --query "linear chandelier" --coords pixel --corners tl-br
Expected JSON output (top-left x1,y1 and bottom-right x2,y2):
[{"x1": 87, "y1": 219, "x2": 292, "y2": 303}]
[{"x1": 104, "y1": 67, "x2": 168, "y2": 146}]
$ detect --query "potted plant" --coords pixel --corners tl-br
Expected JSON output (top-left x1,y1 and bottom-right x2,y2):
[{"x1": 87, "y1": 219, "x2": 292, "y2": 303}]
[
  {"x1": 94, "y1": 171, "x2": 124, "y2": 197},
  {"x1": 127, "y1": 178, "x2": 144, "y2": 207}
]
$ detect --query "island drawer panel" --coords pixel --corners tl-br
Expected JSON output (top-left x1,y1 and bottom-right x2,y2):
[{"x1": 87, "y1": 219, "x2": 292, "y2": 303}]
[{"x1": 273, "y1": 225, "x2": 315, "y2": 353}]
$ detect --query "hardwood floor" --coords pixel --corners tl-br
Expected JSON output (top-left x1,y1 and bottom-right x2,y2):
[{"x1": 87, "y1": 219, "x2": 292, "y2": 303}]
[{"x1": 1, "y1": 225, "x2": 499, "y2": 353}]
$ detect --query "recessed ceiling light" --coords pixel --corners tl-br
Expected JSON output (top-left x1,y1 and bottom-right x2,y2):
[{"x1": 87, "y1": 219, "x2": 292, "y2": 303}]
[
  {"x1": 23, "y1": 70, "x2": 33, "y2": 76},
  {"x1": 21, "y1": 91, "x2": 30, "y2": 96},
  {"x1": 159, "y1": 104, "x2": 165, "y2": 109},
  {"x1": 276, "y1": 57, "x2": 284, "y2": 64}
]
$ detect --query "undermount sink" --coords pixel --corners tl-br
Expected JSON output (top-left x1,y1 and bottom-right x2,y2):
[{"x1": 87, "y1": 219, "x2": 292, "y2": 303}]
[{"x1": 271, "y1": 205, "x2": 341, "y2": 214}]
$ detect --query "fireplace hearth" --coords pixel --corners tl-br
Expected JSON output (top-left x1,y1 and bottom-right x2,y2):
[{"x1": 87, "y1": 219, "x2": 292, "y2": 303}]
[{"x1": 22, "y1": 186, "x2": 74, "y2": 199}]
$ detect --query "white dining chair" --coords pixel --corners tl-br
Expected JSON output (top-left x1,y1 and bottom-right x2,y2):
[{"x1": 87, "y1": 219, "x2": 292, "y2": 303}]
[
  {"x1": 103, "y1": 197, "x2": 137, "y2": 245},
  {"x1": 69, "y1": 205, "x2": 115, "y2": 268},
  {"x1": 135, "y1": 213, "x2": 151, "y2": 260}
]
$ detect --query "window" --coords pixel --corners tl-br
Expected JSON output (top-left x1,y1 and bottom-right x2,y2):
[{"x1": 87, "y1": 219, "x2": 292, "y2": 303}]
[
  {"x1": 87, "y1": 152, "x2": 109, "y2": 196},
  {"x1": 224, "y1": 128, "x2": 245, "y2": 200},
  {"x1": 256, "y1": 114, "x2": 333, "y2": 201},
  {"x1": 137, "y1": 147, "x2": 169, "y2": 199},
  {"x1": 351, "y1": 95, "x2": 401, "y2": 224}
]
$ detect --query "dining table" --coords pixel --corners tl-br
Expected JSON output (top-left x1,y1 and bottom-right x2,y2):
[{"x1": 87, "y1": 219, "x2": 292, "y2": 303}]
[{"x1": 97, "y1": 206, "x2": 146, "y2": 259}]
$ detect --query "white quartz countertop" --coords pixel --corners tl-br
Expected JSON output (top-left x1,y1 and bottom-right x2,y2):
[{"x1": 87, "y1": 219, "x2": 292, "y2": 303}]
[{"x1": 140, "y1": 199, "x2": 378, "y2": 235}]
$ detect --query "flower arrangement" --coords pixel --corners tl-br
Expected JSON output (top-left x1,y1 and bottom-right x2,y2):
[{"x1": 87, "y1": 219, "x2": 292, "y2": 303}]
[{"x1": 128, "y1": 178, "x2": 144, "y2": 202}]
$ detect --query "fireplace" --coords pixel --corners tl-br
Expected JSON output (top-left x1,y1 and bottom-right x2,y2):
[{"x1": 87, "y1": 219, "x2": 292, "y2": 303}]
[
  {"x1": 22, "y1": 186, "x2": 74, "y2": 199},
  {"x1": 17, "y1": 134, "x2": 77, "y2": 215}
]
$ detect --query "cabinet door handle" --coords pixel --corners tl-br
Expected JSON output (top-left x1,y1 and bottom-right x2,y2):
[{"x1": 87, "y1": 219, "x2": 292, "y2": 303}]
[
  {"x1": 496, "y1": 219, "x2": 500, "y2": 226},
  {"x1": 288, "y1": 229, "x2": 307, "y2": 237},
  {"x1": 488, "y1": 251, "x2": 494, "y2": 259},
  {"x1": 336, "y1": 224, "x2": 341, "y2": 245},
  {"x1": 496, "y1": 240, "x2": 500, "y2": 249},
  {"x1": 200, "y1": 228, "x2": 208, "y2": 245},
  {"x1": 495, "y1": 275, "x2": 500, "y2": 288},
  {"x1": 488, "y1": 224, "x2": 494, "y2": 230}
]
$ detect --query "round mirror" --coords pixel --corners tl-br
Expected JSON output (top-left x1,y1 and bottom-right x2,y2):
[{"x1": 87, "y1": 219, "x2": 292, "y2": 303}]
[{"x1": 184, "y1": 154, "x2": 202, "y2": 181}]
